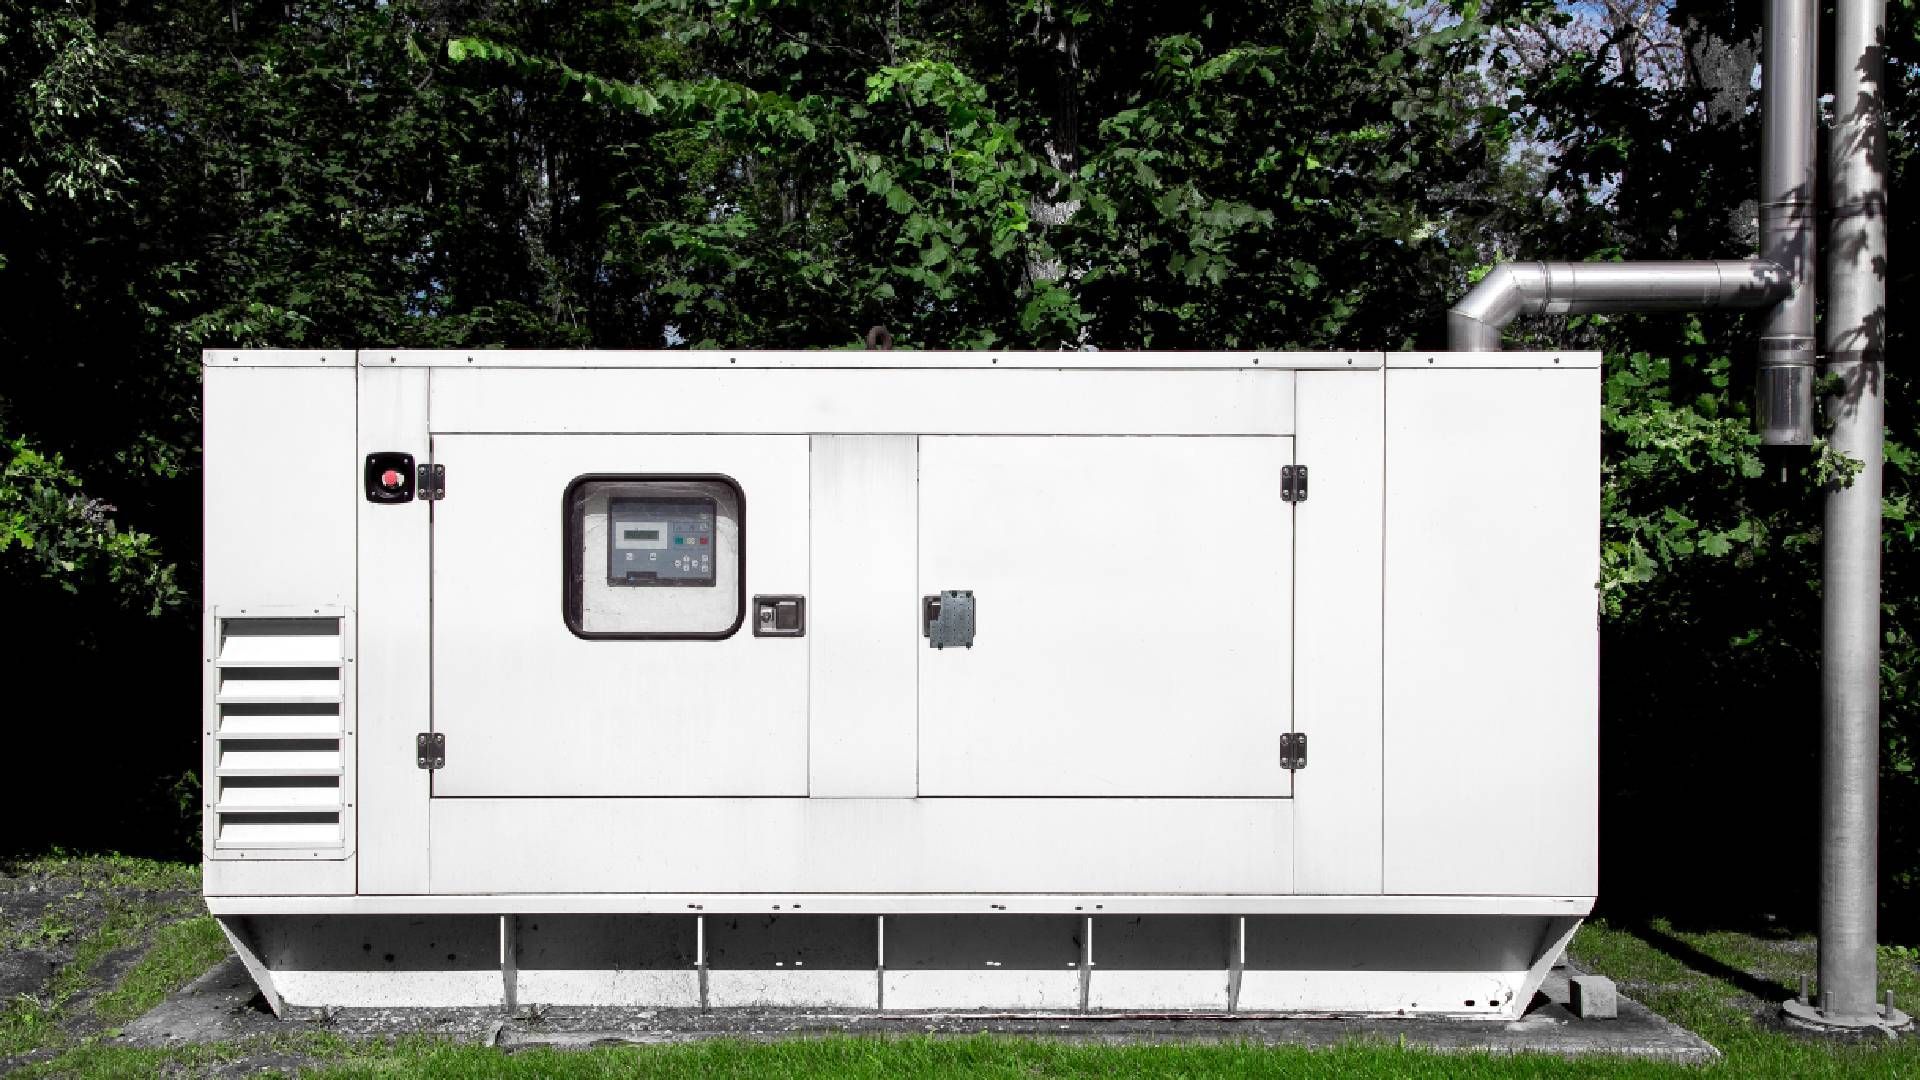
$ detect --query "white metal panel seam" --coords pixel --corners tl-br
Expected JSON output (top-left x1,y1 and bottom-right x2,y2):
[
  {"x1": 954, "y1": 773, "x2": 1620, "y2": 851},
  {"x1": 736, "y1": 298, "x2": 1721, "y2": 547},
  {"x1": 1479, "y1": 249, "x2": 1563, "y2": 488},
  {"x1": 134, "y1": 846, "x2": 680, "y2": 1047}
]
[
  {"x1": 353, "y1": 356, "x2": 362, "y2": 895},
  {"x1": 1289, "y1": 373, "x2": 1299, "y2": 808},
  {"x1": 914, "y1": 434, "x2": 922, "y2": 797},
  {"x1": 805, "y1": 436, "x2": 811, "y2": 797},
  {"x1": 205, "y1": 893, "x2": 1596, "y2": 916},
  {"x1": 806, "y1": 440, "x2": 813, "y2": 796},
  {"x1": 1380, "y1": 363, "x2": 1389, "y2": 893},
  {"x1": 426, "y1": 365, "x2": 434, "y2": 895},
  {"x1": 365, "y1": 350, "x2": 1385, "y2": 370},
  {"x1": 349, "y1": 364, "x2": 431, "y2": 893},
  {"x1": 1383, "y1": 352, "x2": 1602, "y2": 370}
]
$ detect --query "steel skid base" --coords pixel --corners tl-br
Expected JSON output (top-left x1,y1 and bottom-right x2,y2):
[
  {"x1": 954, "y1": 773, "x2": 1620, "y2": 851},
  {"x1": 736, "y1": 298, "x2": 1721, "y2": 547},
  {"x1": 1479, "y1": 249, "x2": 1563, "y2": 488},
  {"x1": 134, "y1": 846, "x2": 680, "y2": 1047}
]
[{"x1": 216, "y1": 911, "x2": 1581, "y2": 1020}]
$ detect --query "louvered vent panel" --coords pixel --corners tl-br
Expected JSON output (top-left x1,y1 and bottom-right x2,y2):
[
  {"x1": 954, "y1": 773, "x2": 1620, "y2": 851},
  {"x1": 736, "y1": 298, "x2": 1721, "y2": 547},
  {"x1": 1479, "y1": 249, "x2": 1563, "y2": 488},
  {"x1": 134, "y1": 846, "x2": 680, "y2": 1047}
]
[{"x1": 212, "y1": 617, "x2": 345, "y2": 851}]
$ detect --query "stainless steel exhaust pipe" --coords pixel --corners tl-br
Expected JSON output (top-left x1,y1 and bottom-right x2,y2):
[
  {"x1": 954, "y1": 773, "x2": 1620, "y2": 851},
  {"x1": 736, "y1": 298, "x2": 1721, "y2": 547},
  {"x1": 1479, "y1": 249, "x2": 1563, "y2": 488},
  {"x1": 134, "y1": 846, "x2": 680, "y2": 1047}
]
[
  {"x1": 1446, "y1": 260, "x2": 1789, "y2": 351},
  {"x1": 1756, "y1": 0, "x2": 1819, "y2": 445}
]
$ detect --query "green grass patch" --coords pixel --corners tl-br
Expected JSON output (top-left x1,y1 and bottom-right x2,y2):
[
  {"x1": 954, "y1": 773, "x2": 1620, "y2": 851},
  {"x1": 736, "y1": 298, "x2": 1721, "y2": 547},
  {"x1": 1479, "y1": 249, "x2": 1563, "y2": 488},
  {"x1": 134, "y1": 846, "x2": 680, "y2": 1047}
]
[
  {"x1": 0, "y1": 994, "x2": 62, "y2": 1060},
  {"x1": 0, "y1": 1035, "x2": 1730, "y2": 1080},
  {"x1": 0, "y1": 854, "x2": 210, "y2": 1058},
  {"x1": 10, "y1": 911, "x2": 79, "y2": 952},
  {"x1": 298, "y1": 1034, "x2": 1916, "y2": 1080},
  {"x1": 4, "y1": 854, "x2": 200, "y2": 895},
  {"x1": 320, "y1": 1038, "x2": 1707, "y2": 1079},
  {"x1": 91, "y1": 916, "x2": 229, "y2": 1022},
  {"x1": 9, "y1": 1031, "x2": 356, "y2": 1079},
  {"x1": 1567, "y1": 919, "x2": 1920, "y2": 1078}
]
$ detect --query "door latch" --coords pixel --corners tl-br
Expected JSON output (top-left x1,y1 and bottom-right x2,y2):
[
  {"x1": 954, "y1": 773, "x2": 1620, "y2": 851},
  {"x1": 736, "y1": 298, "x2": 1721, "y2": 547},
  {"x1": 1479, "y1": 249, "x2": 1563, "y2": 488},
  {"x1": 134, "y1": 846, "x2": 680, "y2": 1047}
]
[
  {"x1": 923, "y1": 590, "x2": 976, "y2": 649},
  {"x1": 753, "y1": 595, "x2": 806, "y2": 637}
]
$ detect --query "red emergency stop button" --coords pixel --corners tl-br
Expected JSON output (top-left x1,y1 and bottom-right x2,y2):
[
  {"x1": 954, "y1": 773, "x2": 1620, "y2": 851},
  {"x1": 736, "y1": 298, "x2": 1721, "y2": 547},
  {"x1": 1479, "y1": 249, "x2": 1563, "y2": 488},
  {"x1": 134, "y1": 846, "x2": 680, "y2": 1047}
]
[{"x1": 365, "y1": 452, "x2": 417, "y2": 503}]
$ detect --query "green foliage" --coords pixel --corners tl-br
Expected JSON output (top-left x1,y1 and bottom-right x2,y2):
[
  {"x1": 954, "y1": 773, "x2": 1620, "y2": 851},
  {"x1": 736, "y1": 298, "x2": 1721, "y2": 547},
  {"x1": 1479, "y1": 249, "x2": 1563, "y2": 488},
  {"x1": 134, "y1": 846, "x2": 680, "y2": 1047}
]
[
  {"x1": 446, "y1": 0, "x2": 1509, "y2": 349},
  {"x1": 0, "y1": 0, "x2": 131, "y2": 214},
  {"x1": 0, "y1": 0, "x2": 1917, "y2": 922},
  {"x1": 1057, "y1": 5, "x2": 1505, "y2": 348},
  {"x1": 1598, "y1": 346, "x2": 1769, "y2": 618},
  {"x1": 0, "y1": 433, "x2": 182, "y2": 615},
  {"x1": 1488, "y1": 0, "x2": 1920, "y2": 929}
]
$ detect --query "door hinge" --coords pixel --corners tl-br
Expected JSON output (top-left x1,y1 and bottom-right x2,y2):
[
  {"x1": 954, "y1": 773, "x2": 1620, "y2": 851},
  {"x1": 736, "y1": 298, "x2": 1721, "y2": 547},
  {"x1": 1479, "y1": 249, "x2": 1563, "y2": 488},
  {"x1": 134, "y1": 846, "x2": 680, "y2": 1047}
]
[
  {"x1": 1281, "y1": 464, "x2": 1309, "y2": 503},
  {"x1": 416, "y1": 732, "x2": 445, "y2": 770},
  {"x1": 1279, "y1": 732, "x2": 1307, "y2": 771},
  {"x1": 417, "y1": 463, "x2": 446, "y2": 501}
]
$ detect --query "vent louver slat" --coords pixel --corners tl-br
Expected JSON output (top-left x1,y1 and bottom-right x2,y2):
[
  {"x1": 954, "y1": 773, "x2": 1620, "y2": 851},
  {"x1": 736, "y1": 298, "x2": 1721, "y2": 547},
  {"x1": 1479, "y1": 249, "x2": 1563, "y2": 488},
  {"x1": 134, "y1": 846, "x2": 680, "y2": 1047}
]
[{"x1": 211, "y1": 616, "x2": 345, "y2": 853}]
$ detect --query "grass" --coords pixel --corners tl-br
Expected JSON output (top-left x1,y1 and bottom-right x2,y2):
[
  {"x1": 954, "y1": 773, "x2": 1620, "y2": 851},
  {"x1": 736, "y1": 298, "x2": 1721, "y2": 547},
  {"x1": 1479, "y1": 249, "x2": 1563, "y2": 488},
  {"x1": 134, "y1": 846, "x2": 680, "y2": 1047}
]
[
  {"x1": 296, "y1": 1038, "x2": 1739, "y2": 1078},
  {"x1": 6, "y1": 856, "x2": 1920, "y2": 1077},
  {"x1": 1562, "y1": 918, "x2": 1920, "y2": 1077},
  {"x1": 5, "y1": 1036, "x2": 1747, "y2": 1079},
  {"x1": 90, "y1": 916, "x2": 229, "y2": 1023},
  {"x1": 11, "y1": 1033, "x2": 356, "y2": 1080},
  {"x1": 0, "y1": 996, "x2": 63, "y2": 1062},
  {"x1": 8, "y1": 853, "x2": 201, "y2": 895},
  {"x1": 0, "y1": 855, "x2": 208, "y2": 1057}
]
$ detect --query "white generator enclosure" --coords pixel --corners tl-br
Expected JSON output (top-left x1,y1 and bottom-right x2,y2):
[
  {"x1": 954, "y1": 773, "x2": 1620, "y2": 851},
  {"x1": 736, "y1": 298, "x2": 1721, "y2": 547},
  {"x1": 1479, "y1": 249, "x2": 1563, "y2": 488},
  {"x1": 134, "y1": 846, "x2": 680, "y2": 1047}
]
[{"x1": 202, "y1": 349, "x2": 1599, "y2": 1018}]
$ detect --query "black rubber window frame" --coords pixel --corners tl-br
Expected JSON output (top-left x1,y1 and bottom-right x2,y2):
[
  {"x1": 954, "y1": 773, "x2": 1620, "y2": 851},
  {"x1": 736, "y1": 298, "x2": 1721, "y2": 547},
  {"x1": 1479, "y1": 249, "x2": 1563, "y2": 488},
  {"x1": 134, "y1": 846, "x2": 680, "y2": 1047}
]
[{"x1": 561, "y1": 473, "x2": 747, "y2": 641}]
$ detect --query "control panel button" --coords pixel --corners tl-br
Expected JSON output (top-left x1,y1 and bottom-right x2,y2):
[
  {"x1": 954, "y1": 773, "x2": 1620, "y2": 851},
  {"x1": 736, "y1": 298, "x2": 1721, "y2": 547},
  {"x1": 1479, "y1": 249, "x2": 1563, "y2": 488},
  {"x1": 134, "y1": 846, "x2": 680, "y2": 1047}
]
[{"x1": 608, "y1": 495, "x2": 718, "y2": 587}]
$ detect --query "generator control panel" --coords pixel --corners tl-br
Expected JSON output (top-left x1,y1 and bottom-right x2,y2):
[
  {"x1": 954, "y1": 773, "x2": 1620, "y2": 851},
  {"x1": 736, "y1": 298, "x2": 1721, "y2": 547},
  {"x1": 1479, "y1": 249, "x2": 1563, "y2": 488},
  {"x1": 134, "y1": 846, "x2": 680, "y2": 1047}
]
[{"x1": 608, "y1": 497, "x2": 715, "y2": 587}]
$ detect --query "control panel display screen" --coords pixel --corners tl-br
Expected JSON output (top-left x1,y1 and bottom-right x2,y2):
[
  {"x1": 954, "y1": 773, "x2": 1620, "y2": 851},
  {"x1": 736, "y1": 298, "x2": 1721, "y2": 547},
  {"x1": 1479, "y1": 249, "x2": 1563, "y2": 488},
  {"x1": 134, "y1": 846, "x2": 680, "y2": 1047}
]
[{"x1": 608, "y1": 497, "x2": 716, "y2": 587}]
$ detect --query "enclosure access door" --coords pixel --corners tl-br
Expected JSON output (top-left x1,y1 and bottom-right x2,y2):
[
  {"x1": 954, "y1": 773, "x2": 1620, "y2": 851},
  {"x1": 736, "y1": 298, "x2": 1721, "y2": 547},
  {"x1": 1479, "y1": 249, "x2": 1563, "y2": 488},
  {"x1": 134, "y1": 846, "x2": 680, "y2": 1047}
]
[
  {"x1": 429, "y1": 434, "x2": 809, "y2": 797},
  {"x1": 917, "y1": 436, "x2": 1296, "y2": 796}
]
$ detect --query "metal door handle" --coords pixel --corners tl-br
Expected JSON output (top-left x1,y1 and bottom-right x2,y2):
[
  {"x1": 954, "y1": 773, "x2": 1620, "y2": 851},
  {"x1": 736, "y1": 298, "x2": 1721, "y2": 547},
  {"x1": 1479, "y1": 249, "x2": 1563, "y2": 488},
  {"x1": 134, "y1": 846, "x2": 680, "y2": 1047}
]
[{"x1": 923, "y1": 590, "x2": 975, "y2": 649}]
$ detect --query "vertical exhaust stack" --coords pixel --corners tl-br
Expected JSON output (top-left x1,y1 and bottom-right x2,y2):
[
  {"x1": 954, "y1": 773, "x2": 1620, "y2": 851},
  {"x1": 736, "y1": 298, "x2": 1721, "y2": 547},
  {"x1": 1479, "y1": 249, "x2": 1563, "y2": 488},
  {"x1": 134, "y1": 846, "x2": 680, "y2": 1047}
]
[
  {"x1": 1446, "y1": 0, "x2": 1908, "y2": 1034},
  {"x1": 1782, "y1": 0, "x2": 1910, "y2": 1032},
  {"x1": 1755, "y1": 0, "x2": 1819, "y2": 445}
]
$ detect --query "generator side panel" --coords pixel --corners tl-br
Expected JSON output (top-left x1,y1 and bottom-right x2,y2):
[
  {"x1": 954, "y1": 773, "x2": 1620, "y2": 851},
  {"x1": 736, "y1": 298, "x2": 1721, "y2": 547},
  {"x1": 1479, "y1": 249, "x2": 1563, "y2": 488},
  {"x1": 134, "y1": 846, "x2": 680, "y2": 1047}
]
[
  {"x1": 1382, "y1": 356, "x2": 1600, "y2": 897},
  {"x1": 356, "y1": 365, "x2": 431, "y2": 892},
  {"x1": 202, "y1": 358, "x2": 358, "y2": 895},
  {"x1": 1291, "y1": 368, "x2": 1386, "y2": 894}
]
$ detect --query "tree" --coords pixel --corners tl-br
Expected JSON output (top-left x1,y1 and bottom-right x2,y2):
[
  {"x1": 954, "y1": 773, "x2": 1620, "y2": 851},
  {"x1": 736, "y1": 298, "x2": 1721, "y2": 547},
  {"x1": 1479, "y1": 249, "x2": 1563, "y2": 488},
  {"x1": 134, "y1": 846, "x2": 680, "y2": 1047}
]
[
  {"x1": 3, "y1": 0, "x2": 1915, "y2": 924},
  {"x1": 1485, "y1": 0, "x2": 1920, "y2": 932},
  {"x1": 449, "y1": 1, "x2": 1519, "y2": 350}
]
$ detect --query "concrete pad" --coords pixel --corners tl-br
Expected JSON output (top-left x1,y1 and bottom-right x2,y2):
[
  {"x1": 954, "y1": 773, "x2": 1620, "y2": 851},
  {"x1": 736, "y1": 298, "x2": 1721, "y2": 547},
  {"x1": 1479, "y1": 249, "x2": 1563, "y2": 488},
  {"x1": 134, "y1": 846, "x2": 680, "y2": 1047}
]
[{"x1": 123, "y1": 957, "x2": 1717, "y2": 1063}]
